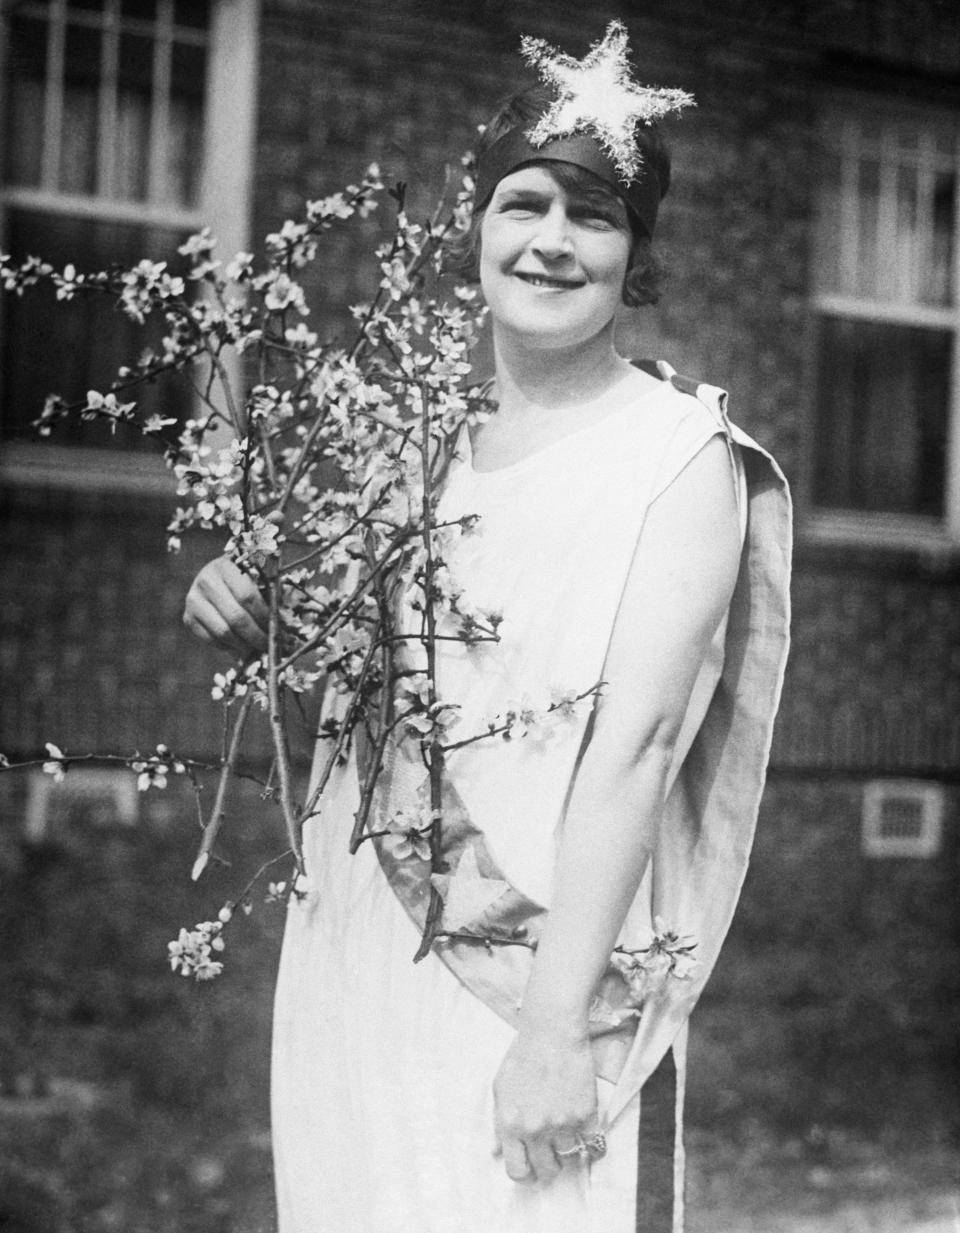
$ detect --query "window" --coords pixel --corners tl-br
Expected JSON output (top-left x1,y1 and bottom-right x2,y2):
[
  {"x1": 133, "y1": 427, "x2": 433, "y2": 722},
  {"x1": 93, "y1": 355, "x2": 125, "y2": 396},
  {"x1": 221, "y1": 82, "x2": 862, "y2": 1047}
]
[
  {"x1": 810, "y1": 105, "x2": 960, "y2": 546},
  {"x1": 862, "y1": 779, "x2": 944, "y2": 858},
  {"x1": 0, "y1": 0, "x2": 258, "y2": 483}
]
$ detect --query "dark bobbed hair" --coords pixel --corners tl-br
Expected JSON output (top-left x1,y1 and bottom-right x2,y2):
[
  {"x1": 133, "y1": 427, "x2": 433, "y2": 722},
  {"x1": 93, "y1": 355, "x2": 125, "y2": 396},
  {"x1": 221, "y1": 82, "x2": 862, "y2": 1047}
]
[{"x1": 445, "y1": 86, "x2": 670, "y2": 308}]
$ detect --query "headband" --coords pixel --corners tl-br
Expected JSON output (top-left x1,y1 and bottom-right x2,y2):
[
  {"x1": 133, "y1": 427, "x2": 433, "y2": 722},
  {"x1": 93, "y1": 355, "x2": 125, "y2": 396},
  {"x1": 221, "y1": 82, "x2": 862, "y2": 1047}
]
[{"x1": 473, "y1": 127, "x2": 663, "y2": 238}]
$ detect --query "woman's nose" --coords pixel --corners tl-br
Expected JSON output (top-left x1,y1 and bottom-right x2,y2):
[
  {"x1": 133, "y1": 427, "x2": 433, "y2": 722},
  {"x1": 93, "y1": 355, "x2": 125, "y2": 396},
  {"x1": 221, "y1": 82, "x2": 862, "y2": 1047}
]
[{"x1": 530, "y1": 206, "x2": 573, "y2": 259}]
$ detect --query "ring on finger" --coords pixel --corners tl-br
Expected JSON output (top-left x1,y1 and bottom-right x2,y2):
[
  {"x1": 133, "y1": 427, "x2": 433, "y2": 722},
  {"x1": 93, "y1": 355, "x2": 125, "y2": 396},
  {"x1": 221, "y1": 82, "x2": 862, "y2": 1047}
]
[
  {"x1": 555, "y1": 1138, "x2": 587, "y2": 1160},
  {"x1": 555, "y1": 1130, "x2": 607, "y2": 1163}
]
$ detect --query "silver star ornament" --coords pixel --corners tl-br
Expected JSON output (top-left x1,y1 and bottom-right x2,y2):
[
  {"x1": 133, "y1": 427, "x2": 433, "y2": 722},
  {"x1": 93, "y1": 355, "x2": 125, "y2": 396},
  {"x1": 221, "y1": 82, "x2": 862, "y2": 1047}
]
[{"x1": 521, "y1": 20, "x2": 695, "y2": 183}]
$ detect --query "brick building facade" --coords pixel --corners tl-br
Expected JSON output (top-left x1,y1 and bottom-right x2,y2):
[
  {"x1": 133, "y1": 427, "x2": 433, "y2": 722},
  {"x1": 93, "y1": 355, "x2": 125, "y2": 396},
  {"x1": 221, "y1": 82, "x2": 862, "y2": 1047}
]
[{"x1": 1, "y1": 0, "x2": 958, "y2": 1142}]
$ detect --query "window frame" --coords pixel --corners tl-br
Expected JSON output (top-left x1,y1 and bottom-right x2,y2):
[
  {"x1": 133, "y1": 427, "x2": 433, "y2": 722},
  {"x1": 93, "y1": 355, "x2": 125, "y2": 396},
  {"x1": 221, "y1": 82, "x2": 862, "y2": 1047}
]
[
  {"x1": 0, "y1": 0, "x2": 260, "y2": 494},
  {"x1": 806, "y1": 96, "x2": 960, "y2": 552}
]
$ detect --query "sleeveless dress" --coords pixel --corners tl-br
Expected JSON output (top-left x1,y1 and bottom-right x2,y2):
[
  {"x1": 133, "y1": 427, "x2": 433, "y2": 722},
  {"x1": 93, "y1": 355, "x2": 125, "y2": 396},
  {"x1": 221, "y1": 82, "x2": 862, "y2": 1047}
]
[{"x1": 271, "y1": 364, "x2": 792, "y2": 1233}]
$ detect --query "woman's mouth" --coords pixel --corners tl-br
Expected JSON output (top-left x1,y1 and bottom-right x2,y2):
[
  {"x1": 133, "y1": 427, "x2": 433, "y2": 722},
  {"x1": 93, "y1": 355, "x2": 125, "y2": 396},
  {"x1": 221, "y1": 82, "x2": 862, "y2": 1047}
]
[{"x1": 513, "y1": 272, "x2": 584, "y2": 290}]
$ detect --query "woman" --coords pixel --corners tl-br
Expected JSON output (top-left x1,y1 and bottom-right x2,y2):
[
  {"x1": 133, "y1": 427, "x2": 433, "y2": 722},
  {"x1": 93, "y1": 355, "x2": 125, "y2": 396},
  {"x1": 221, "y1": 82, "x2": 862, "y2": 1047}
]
[{"x1": 184, "y1": 25, "x2": 791, "y2": 1233}]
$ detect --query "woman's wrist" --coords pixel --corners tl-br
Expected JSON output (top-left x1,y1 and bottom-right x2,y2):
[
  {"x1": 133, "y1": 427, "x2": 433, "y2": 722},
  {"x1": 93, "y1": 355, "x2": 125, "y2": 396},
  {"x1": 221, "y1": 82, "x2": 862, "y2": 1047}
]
[{"x1": 517, "y1": 996, "x2": 592, "y2": 1045}]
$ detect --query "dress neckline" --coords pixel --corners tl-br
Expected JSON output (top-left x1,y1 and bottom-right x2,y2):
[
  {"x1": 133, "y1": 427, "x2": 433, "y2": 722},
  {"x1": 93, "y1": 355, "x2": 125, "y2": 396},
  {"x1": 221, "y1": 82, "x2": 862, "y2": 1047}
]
[{"x1": 464, "y1": 370, "x2": 668, "y2": 479}]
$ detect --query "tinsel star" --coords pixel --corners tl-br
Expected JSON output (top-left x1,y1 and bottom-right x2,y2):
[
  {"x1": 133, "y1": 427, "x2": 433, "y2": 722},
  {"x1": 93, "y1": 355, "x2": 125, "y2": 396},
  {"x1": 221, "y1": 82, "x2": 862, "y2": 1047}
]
[
  {"x1": 521, "y1": 21, "x2": 695, "y2": 183},
  {"x1": 431, "y1": 843, "x2": 512, "y2": 933}
]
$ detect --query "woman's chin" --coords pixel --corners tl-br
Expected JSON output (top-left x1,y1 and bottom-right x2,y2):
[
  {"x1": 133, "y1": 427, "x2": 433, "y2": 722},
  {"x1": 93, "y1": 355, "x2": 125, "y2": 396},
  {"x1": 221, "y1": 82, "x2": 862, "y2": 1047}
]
[{"x1": 495, "y1": 318, "x2": 618, "y2": 356}]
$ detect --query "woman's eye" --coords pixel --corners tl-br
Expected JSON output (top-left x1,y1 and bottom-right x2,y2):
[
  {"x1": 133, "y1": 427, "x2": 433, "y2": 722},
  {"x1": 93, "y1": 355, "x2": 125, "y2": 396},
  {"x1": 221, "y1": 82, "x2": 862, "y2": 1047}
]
[{"x1": 576, "y1": 210, "x2": 618, "y2": 228}]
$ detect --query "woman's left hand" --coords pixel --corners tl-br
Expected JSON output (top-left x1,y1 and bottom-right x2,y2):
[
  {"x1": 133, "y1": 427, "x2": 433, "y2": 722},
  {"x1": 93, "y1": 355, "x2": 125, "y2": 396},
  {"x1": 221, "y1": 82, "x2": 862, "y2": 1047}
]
[{"x1": 492, "y1": 1025, "x2": 600, "y2": 1184}]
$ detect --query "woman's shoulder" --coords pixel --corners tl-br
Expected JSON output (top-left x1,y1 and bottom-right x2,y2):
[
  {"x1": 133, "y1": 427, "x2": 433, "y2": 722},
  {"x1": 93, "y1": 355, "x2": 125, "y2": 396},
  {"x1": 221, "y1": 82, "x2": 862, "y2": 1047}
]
[{"x1": 630, "y1": 359, "x2": 730, "y2": 436}]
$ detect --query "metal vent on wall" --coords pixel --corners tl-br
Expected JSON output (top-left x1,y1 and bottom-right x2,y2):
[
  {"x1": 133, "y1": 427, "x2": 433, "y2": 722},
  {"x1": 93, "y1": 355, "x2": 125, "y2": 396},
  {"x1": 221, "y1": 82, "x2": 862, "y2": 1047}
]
[
  {"x1": 25, "y1": 769, "x2": 139, "y2": 843},
  {"x1": 862, "y1": 780, "x2": 944, "y2": 858}
]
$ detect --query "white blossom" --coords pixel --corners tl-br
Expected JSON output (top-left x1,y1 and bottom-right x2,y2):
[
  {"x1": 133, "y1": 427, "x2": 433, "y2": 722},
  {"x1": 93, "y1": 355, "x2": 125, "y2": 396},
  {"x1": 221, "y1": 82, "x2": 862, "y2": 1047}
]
[
  {"x1": 42, "y1": 743, "x2": 66, "y2": 782},
  {"x1": 168, "y1": 920, "x2": 227, "y2": 981}
]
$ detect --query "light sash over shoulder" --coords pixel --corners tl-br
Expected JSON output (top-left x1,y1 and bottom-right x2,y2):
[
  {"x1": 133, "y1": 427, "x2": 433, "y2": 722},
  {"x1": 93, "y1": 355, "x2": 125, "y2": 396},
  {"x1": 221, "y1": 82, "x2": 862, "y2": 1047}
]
[{"x1": 364, "y1": 361, "x2": 792, "y2": 1126}]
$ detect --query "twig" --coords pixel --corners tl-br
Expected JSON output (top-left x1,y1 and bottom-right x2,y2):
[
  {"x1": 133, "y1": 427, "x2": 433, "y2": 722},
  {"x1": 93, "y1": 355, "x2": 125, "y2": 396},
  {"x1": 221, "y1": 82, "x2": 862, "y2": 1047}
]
[
  {"x1": 266, "y1": 568, "x2": 304, "y2": 874},
  {"x1": 300, "y1": 623, "x2": 381, "y2": 820},
  {"x1": 191, "y1": 692, "x2": 255, "y2": 881}
]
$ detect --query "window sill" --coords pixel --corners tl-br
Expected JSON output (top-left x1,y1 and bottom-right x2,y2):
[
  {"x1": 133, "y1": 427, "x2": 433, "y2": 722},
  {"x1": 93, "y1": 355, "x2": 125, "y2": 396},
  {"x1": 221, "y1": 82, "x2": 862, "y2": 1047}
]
[
  {"x1": 798, "y1": 509, "x2": 960, "y2": 575},
  {"x1": 0, "y1": 442, "x2": 175, "y2": 498}
]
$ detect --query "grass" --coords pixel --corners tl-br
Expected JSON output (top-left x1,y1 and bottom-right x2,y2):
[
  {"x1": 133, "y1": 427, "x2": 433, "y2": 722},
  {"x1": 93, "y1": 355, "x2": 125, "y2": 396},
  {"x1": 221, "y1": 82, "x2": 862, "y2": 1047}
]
[{"x1": 687, "y1": 1123, "x2": 959, "y2": 1232}]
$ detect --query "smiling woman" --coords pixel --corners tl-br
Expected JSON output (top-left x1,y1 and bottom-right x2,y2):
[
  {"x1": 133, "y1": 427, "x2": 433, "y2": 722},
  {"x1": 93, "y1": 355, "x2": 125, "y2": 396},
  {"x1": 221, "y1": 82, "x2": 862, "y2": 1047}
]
[{"x1": 183, "y1": 20, "x2": 792, "y2": 1233}]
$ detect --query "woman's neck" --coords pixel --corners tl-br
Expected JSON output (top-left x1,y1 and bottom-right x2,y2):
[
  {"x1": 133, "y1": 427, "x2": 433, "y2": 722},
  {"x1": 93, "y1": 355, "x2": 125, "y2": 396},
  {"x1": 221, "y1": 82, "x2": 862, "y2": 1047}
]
[{"x1": 491, "y1": 325, "x2": 633, "y2": 419}]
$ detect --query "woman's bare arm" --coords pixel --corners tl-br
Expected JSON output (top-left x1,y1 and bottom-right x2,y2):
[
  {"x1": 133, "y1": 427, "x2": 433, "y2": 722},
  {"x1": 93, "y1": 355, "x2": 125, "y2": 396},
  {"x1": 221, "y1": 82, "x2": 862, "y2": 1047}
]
[{"x1": 493, "y1": 433, "x2": 742, "y2": 1183}]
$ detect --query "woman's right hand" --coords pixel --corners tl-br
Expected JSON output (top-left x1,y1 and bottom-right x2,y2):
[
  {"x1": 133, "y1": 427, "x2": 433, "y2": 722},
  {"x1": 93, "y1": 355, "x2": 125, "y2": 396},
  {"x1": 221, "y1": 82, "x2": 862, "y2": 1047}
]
[{"x1": 182, "y1": 556, "x2": 269, "y2": 656}]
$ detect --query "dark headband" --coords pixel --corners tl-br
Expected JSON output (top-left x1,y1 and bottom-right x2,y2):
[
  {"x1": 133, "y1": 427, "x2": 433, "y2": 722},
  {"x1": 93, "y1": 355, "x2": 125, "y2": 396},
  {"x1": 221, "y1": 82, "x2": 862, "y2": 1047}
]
[{"x1": 473, "y1": 127, "x2": 663, "y2": 238}]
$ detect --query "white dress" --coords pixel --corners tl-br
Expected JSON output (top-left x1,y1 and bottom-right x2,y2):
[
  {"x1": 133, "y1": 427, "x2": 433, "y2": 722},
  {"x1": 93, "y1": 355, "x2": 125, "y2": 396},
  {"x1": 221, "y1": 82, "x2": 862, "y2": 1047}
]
[{"x1": 271, "y1": 366, "x2": 787, "y2": 1233}]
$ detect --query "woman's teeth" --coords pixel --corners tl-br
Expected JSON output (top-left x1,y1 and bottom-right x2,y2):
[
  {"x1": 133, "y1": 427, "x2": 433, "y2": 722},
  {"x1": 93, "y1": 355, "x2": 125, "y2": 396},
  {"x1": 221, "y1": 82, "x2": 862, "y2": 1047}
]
[{"x1": 517, "y1": 274, "x2": 579, "y2": 289}]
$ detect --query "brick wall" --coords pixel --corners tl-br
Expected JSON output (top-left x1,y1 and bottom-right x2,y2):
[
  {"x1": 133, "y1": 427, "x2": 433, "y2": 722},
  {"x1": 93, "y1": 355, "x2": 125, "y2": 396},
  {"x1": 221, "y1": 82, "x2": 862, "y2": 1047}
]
[
  {"x1": 775, "y1": 552, "x2": 960, "y2": 775},
  {"x1": 0, "y1": 485, "x2": 284, "y2": 762}
]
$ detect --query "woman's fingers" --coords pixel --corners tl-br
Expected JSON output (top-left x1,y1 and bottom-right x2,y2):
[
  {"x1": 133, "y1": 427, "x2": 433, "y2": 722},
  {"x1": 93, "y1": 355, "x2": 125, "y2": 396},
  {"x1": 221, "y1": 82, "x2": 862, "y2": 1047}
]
[
  {"x1": 183, "y1": 558, "x2": 268, "y2": 654},
  {"x1": 523, "y1": 1137, "x2": 561, "y2": 1183},
  {"x1": 500, "y1": 1138, "x2": 532, "y2": 1183},
  {"x1": 218, "y1": 560, "x2": 270, "y2": 633},
  {"x1": 499, "y1": 1126, "x2": 599, "y2": 1184},
  {"x1": 183, "y1": 591, "x2": 255, "y2": 654}
]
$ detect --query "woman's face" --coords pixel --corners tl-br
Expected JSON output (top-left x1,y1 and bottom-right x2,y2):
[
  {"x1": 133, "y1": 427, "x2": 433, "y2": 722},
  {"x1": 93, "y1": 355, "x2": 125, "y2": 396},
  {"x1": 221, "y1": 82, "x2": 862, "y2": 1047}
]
[{"x1": 478, "y1": 164, "x2": 632, "y2": 353}]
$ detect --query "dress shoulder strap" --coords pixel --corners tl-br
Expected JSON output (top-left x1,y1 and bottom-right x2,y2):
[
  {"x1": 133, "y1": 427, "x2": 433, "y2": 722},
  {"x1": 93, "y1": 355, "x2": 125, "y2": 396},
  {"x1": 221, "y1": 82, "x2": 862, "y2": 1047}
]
[
  {"x1": 634, "y1": 357, "x2": 733, "y2": 434},
  {"x1": 634, "y1": 358, "x2": 743, "y2": 521}
]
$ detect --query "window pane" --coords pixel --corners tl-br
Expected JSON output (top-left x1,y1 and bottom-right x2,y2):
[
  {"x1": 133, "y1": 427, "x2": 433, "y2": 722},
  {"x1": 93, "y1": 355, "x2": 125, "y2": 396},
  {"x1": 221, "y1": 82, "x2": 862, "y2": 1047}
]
[
  {"x1": 168, "y1": 41, "x2": 207, "y2": 207},
  {"x1": 856, "y1": 158, "x2": 880, "y2": 299},
  {"x1": 890, "y1": 164, "x2": 919, "y2": 302},
  {"x1": 814, "y1": 150, "x2": 843, "y2": 294},
  {"x1": 114, "y1": 33, "x2": 154, "y2": 200},
  {"x1": 813, "y1": 317, "x2": 950, "y2": 517},
  {"x1": 4, "y1": 15, "x2": 48, "y2": 188},
  {"x1": 173, "y1": 0, "x2": 211, "y2": 30},
  {"x1": 61, "y1": 21, "x2": 101, "y2": 194},
  {"x1": 0, "y1": 210, "x2": 193, "y2": 450},
  {"x1": 120, "y1": 0, "x2": 157, "y2": 19},
  {"x1": 925, "y1": 171, "x2": 956, "y2": 307},
  {"x1": 170, "y1": 39, "x2": 206, "y2": 103}
]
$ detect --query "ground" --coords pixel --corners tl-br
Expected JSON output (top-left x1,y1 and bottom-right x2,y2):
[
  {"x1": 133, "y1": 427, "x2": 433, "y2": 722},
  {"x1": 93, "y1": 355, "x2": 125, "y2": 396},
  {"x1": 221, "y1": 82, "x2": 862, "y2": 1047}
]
[{"x1": 1, "y1": 1081, "x2": 957, "y2": 1231}]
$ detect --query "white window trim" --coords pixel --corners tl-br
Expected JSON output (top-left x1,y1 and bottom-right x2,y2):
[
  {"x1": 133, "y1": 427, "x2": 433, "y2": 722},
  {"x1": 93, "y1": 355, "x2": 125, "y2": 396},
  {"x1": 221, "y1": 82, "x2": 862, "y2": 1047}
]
[
  {"x1": 807, "y1": 100, "x2": 960, "y2": 552},
  {"x1": 0, "y1": 0, "x2": 260, "y2": 495}
]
